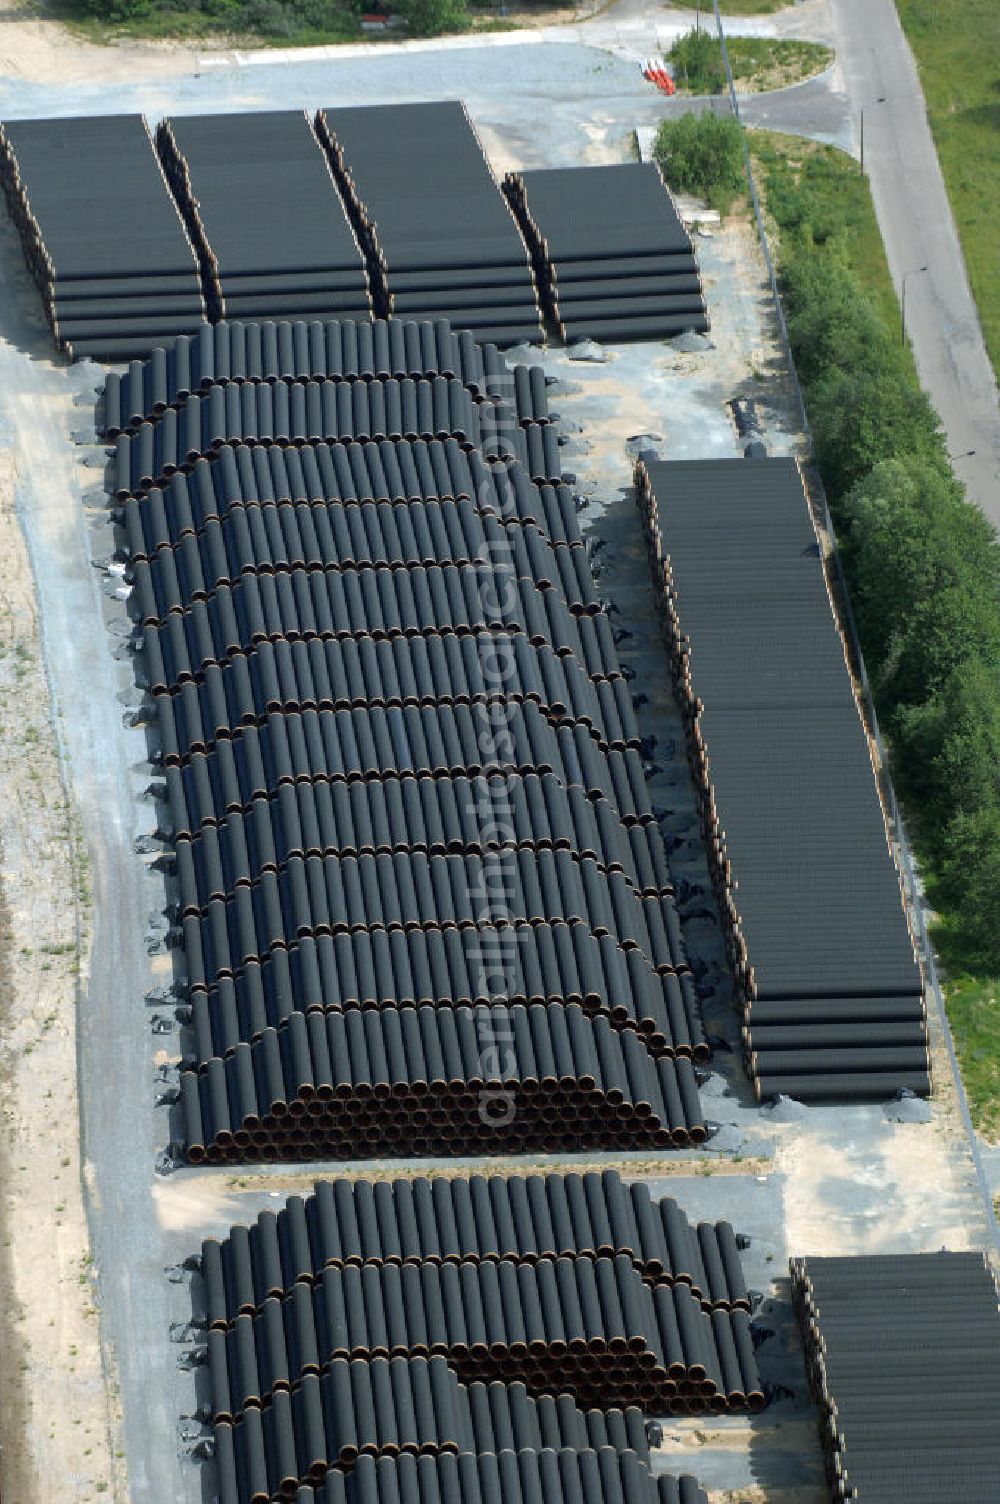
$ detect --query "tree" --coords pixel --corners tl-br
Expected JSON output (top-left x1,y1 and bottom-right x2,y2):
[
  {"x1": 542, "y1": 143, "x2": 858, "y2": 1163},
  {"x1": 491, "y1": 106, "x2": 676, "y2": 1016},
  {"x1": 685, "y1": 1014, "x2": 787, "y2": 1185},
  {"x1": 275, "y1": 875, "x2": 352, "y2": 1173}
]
[
  {"x1": 808, "y1": 362, "x2": 942, "y2": 499},
  {"x1": 396, "y1": 0, "x2": 467, "y2": 34},
  {"x1": 85, "y1": 0, "x2": 152, "y2": 18},
  {"x1": 895, "y1": 658, "x2": 1000, "y2": 833},
  {"x1": 935, "y1": 805, "x2": 1000, "y2": 972},
  {"x1": 838, "y1": 456, "x2": 1000, "y2": 706},
  {"x1": 782, "y1": 250, "x2": 888, "y2": 390}
]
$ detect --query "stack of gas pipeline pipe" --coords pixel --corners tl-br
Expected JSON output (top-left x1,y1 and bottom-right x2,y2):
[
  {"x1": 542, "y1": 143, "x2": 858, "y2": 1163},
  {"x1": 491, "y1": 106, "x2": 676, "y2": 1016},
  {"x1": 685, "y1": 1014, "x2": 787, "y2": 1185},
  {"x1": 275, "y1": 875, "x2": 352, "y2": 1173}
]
[
  {"x1": 108, "y1": 373, "x2": 563, "y2": 499},
  {"x1": 110, "y1": 316, "x2": 708, "y2": 1163},
  {"x1": 0, "y1": 114, "x2": 206, "y2": 360},
  {"x1": 156, "y1": 112, "x2": 372, "y2": 328},
  {"x1": 196, "y1": 1172, "x2": 759, "y2": 1502},
  {"x1": 315, "y1": 103, "x2": 543, "y2": 348},
  {"x1": 218, "y1": 1443, "x2": 711, "y2": 1504},
  {"x1": 791, "y1": 1252, "x2": 1000, "y2": 1504},
  {"x1": 206, "y1": 1255, "x2": 760, "y2": 1412},
  {"x1": 504, "y1": 165, "x2": 707, "y2": 345},
  {"x1": 635, "y1": 456, "x2": 927, "y2": 1103},
  {"x1": 199, "y1": 1171, "x2": 751, "y2": 1318},
  {"x1": 2, "y1": 103, "x2": 546, "y2": 362},
  {"x1": 102, "y1": 318, "x2": 548, "y2": 439}
]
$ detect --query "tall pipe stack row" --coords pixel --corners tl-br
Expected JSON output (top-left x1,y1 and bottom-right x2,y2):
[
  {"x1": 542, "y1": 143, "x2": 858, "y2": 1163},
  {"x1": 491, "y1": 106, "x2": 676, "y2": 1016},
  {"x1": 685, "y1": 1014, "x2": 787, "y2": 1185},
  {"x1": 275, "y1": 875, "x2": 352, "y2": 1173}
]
[
  {"x1": 199, "y1": 1172, "x2": 750, "y2": 1320},
  {"x1": 156, "y1": 112, "x2": 372, "y2": 329},
  {"x1": 791, "y1": 1252, "x2": 1000, "y2": 1503},
  {"x1": 2, "y1": 104, "x2": 546, "y2": 360},
  {"x1": 198, "y1": 1172, "x2": 757, "y2": 1501},
  {"x1": 316, "y1": 103, "x2": 544, "y2": 348},
  {"x1": 206, "y1": 1254, "x2": 763, "y2": 1415},
  {"x1": 108, "y1": 374, "x2": 563, "y2": 500},
  {"x1": 503, "y1": 165, "x2": 707, "y2": 345},
  {"x1": 215, "y1": 1362, "x2": 659, "y2": 1502},
  {"x1": 0, "y1": 114, "x2": 207, "y2": 360},
  {"x1": 102, "y1": 319, "x2": 544, "y2": 440},
  {"x1": 1, "y1": 107, "x2": 715, "y2": 361},
  {"x1": 111, "y1": 316, "x2": 708, "y2": 1161},
  {"x1": 635, "y1": 456, "x2": 927, "y2": 1103},
  {"x1": 219, "y1": 1444, "x2": 710, "y2": 1504}
]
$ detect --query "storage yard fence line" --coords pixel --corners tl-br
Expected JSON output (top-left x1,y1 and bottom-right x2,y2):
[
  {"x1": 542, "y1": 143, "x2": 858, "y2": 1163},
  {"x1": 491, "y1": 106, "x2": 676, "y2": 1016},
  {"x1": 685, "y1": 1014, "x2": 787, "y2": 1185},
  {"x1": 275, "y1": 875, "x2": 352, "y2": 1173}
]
[
  {"x1": 0, "y1": 110, "x2": 708, "y2": 360},
  {"x1": 192, "y1": 1170, "x2": 759, "y2": 1502}
]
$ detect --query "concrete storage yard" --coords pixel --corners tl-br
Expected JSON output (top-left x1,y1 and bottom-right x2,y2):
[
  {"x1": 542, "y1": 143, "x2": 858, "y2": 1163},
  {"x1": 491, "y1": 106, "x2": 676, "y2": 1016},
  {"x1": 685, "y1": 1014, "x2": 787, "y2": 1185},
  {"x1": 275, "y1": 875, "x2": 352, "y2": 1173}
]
[{"x1": 0, "y1": 6, "x2": 997, "y2": 1504}]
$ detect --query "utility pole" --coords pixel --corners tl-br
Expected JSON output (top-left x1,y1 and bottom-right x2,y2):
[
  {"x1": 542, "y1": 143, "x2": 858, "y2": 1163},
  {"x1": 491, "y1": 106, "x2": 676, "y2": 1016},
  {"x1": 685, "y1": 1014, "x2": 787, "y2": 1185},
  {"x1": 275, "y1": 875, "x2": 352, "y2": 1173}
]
[{"x1": 696, "y1": 0, "x2": 700, "y2": 36}]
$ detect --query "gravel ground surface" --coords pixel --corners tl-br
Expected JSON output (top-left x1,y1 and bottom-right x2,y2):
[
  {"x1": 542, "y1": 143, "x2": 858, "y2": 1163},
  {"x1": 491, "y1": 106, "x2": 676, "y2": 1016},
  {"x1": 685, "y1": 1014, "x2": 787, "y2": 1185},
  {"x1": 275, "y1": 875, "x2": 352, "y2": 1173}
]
[{"x1": 0, "y1": 17, "x2": 852, "y2": 158}]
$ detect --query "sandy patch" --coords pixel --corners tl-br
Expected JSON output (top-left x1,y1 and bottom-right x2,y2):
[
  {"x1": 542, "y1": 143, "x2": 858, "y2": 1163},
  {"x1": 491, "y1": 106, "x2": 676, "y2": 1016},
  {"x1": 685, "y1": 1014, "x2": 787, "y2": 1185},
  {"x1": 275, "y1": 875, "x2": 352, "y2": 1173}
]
[
  {"x1": 0, "y1": 451, "x2": 123, "y2": 1502},
  {"x1": 777, "y1": 1115, "x2": 979, "y2": 1258},
  {"x1": 0, "y1": 0, "x2": 203, "y2": 85}
]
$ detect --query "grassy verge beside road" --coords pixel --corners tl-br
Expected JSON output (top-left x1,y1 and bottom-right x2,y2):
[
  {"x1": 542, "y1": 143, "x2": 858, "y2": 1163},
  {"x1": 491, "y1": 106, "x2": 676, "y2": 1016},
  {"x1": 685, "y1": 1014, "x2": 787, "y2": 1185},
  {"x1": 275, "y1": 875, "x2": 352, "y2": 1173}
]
[
  {"x1": 667, "y1": 29, "x2": 833, "y2": 94},
  {"x1": 667, "y1": 1, "x2": 792, "y2": 14},
  {"x1": 658, "y1": 121, "x2": 1000, "y2": 1134},
  {"x1": 894, "y1": 0, "x2": 1000, "y2": 381},
  {"x1": 52, "y1": 0, "x2": 522, "y2": 45}
]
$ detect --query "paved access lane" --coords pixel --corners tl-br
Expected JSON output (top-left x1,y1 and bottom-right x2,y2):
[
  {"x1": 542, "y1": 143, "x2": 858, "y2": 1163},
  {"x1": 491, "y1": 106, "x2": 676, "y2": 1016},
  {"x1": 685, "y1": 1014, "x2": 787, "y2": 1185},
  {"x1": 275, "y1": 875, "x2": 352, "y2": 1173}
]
[{"x1": 825, "y1": 0, "x2": 1000, "y2": 525}]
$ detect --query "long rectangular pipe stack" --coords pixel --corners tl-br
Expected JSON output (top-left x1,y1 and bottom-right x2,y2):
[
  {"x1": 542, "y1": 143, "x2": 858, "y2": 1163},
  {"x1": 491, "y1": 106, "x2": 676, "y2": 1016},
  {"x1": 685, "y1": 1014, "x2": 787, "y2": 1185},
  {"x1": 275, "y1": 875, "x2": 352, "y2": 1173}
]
[
  {"x1": 204, "y1": 1255, "x2": 761, "y2": 1414},
  {"x1": 315, "y1": 103, "x2": 544, "y2": 348},
  {"x1": 108, "y1": 316, "x2": 709, "y2": 1162},
  {"x1": 503, "y1": 164, "x2": 708, "y2": 345},
  {"x1": 195, "y1": 1171, "x2": 756, "y2": 1501},
  {"x1": 229, "y1": 1447, "x2": 712, "y2": 1504},
  {"x1": 0, "y1": 113, "x2": 207, "y2": 360},
  {"x1": 791, "y1": 1252, "x2": 1000, "y2": 1503},
  {"x1": 108, "y1": 375, "x2": 562, "y2": 500},
  {"x1": 635, "y1": 455, "x2": 928, "y2": 1102},
  {"x1": 215, "y1": 1361, "x2": 656, "y2": 1502},
  {"x1": 155, "y1": 112, "x2": 373, "y2": 329}
]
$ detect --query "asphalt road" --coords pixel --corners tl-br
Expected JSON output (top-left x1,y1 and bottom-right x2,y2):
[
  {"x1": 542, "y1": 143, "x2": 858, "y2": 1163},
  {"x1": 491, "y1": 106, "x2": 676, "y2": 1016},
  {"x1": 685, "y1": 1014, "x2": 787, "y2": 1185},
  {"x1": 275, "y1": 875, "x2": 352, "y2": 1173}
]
[{"x1": 822, "y1": 0, "x2": 1000, "y2": 525}]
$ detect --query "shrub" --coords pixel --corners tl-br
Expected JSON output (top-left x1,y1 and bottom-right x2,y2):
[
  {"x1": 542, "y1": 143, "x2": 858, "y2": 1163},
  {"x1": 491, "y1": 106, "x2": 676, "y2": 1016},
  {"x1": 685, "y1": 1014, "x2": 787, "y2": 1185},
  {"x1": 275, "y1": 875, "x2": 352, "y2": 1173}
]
[
  {"x1": 654, "y1": 113, "x2": 745, "y2": 214},
  {"x1": 85, "y1": 0, "x2": 152, "y2": 17},
  {"x1": 396, "y1": 0, "x2": 468, "y2": 34},
  {"x1": 895, "y1": 660, "x2": 1000, "y2": 834},
  {"x1": 780, "y1": 251, "x2": 888, "y2": 388},
  {"x1": 838, "y1": 458, "x2": 1000, "y2": 710},
  {"x1": 807, "y1": 362, "x2": 942, "y2": 499},
  {"x1": 667, "y1": 29, "x2": 726, "y2": 94}
]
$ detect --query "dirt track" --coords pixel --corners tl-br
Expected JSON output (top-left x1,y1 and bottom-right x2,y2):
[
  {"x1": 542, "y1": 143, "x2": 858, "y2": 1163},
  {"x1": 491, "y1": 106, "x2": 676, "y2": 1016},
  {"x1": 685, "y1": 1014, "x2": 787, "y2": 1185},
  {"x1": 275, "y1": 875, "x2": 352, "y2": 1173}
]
[{"x1": 0, "y1": 454, "x2": 122, "y2": 1501}]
